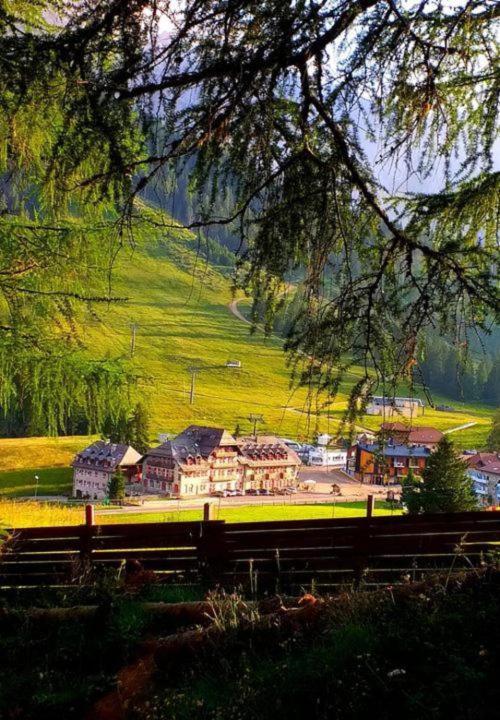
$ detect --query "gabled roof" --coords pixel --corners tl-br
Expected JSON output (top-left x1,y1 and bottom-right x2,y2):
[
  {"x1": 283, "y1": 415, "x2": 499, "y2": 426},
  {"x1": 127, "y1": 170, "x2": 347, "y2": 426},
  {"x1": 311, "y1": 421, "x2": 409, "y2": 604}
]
[
  {"x1": 360, "y1": 443, "x2": 431, "y2": 458},
  {"x1": 408, "y1": 427, "x2": 443, "y2": 444},
  {"x1": 146, "y1": 425, "x2": 238, "y2": 464},
  {"x1": 379, "y1": 423, "x2": 442, "y2": 444},
  {"x1": 479, "y1": 461, "x2": 500, "y2": 476},
  {"x1": 73, "y1": 441, "x2": 141, "y2": 470},
  {"x1": 174, "y1": 425, "x2": 237, "y2": 455},
  {"x1": 237, "y1": 435, "x2": 301, "y2": 466},
  {"x1": 465, "y1": 453, "x2": 500, "y2": 473},
  {"x1": 380, "y1": 422, "x2": 409, "y2": 432}
]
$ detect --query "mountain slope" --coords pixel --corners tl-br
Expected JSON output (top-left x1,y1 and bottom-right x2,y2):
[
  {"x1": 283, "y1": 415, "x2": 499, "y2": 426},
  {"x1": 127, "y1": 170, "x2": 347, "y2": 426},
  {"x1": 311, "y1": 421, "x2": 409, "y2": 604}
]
[
  {"x1": 0, "y1": 206, "x2": 494, "y2": 481},
  {"x1": 80, "y1": 209, "x2": 342, "y2": 439}
]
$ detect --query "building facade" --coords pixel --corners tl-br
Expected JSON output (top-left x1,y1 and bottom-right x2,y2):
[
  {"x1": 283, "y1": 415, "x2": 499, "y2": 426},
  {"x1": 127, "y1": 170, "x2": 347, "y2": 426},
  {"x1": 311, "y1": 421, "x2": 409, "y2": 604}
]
[
  {"x1": 348, "y1": 442, "x2": 431, "y2": 484},
  {"x1": 72, "y1": 441, "x2": 142, "y2": 500},
  {"x1": 346, "y1": 423, "x2": 443, "y2": 483},
  {"x1": 237, "y1": 437, "x2": 300, "y2": 490},
  {"x1": 366, "y1": 396, "x2": 425, "y2": 418},
  {"x1": 142, "y1": 426, "x2": 241, "y2": 497},
  {"x1": 142, "y1": 425, "x2": 301, "y2": 497},
  {"x1": 465, "y1": 453, "x2": 500, "y2": 506}
]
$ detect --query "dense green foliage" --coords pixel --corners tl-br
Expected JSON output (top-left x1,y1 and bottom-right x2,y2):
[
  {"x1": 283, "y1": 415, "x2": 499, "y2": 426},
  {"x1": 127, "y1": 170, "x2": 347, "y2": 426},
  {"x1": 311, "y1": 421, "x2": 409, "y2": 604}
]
[
  {"x1": 107, "y1": 470, "x2": 125, "y2": 502},
  {"x1": 418, "y1": 334, "x2": 500, "y2": 405},
  {"x1": 404, "y1": 437, "x2": 477, "y2": 514},
  {"x1": 1, "y1": 572, "x2": 500, "y2": 719},
  {"x1": 101, "y1": 402, "x2": 151, "y2": 454},
  {"x1": 487, "y1": 409, "x2": 500, "y2": 452},
  {"x1": 149, "y1": 577, "x2": 500, "y2": 720},
  {"x1": 0, "y1": 0, "x2": 498, "y2": 432}
]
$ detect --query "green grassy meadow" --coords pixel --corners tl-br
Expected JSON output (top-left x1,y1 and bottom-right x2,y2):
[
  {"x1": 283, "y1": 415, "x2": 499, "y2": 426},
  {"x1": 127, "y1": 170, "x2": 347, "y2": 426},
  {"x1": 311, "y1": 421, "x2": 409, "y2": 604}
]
[
  {"x1": 0, "y1": 205, "x2": 495, "y2": 492},
  {"x1": 0, "y1": 499, "x2": 398, "y2": 528},
  {"x1": 0, "y1": 467, "x2": 73, "y2": 497}
]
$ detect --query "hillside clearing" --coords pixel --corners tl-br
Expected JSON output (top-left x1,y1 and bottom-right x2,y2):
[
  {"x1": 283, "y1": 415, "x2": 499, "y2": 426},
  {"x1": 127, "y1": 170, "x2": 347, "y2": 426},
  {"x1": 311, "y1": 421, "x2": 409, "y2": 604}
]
[{"x1": 0, "y1": 208, "x2": 494, "y2": 481}]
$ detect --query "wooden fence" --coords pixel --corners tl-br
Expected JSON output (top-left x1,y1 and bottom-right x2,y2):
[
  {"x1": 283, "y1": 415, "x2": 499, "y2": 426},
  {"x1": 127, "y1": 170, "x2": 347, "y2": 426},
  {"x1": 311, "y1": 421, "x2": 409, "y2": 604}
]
[{"x1": 2, "y1": 510, "x2": 500, "y2": 594}]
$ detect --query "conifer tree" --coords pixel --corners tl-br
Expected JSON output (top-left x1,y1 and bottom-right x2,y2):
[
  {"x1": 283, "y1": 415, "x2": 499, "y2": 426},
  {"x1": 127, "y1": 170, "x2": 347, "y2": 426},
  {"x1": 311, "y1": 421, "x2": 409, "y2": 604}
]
[
  {"x1": 101, "y1": 411, "x2": 131, "y2": 445},
  {"x1": 108, "y1": 470, "x2": 125, "y2": 503},
  {"x1": 419, "y1": 437, "x2": 477, "y2": 514},
  {"x1": 0, "y1": 2, "x2": 498, "y2": 430},
  {"x1": 401, "y1": 467, "x2": 422, "y2": 515},
  {"x1": 130, "y1": 402, "x2": 150, "y2": 454}
]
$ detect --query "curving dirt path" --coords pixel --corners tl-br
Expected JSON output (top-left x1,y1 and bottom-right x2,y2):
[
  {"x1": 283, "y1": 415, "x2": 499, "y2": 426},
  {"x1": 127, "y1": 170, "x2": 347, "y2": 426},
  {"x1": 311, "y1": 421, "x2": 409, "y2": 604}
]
[
  {"x1": 228, "y1": 296, "x2": 252, "y2": 325},
  {"x1": 444, "y1": 421, "x2": 477, "y2": 434}
]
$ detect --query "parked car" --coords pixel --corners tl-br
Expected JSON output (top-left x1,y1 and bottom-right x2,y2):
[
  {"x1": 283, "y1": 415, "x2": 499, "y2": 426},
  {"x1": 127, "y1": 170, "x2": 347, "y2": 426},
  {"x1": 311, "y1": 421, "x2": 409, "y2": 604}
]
[
  {"x1": 283, "y1": 487, "x2": 298, "y2": 494},
  {"x1": 258, "y1": 488, "x2": 272, "y2": 496},
  {"x1": 245, "y1": 488, "x2": 258, "y2": 495},
  {"x1": 436, "y1": 404, "x2": 456, "y2": 412},
  {"x1": 211, "y1": 490, "x2": 226, "y2": 498},
  {"x1": 226, "y1": 489, "x2": 241, "y2": 497}
]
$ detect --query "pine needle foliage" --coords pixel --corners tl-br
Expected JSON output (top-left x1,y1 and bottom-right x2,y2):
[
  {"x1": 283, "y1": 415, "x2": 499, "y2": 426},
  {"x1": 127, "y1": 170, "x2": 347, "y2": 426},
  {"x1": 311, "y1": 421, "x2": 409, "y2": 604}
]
[
  {"x1": 408, "y1": 436, "x2": 477, "y2": 513},
  {"x1": 1, "y1": 1, "x2": 498, "y2": 431}
]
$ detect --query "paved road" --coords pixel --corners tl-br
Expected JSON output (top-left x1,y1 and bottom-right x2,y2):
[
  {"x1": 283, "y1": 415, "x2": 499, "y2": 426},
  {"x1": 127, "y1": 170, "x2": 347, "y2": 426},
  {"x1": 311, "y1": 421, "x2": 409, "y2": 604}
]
[
  {"x1": 94, "y1": 468, "x2": 396, "y2": 515},
  {"x1": 17, "y1": 467, "x2": 398, "y2": 512}
]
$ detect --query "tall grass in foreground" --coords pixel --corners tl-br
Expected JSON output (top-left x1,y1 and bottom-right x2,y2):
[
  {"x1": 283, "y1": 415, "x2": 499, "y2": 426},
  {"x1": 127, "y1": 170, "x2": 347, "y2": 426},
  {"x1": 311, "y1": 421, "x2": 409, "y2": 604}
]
[
  {"x1": 0, "y1": 500, "x2": 400, "y2": 528},
  {"x1": 0, "y1": 500, "x2": 84, "y2": 527}
]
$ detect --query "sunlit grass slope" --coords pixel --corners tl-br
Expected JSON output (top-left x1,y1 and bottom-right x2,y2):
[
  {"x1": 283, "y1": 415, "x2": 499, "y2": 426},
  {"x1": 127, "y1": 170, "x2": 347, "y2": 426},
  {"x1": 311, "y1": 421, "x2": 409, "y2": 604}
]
[
  {"x1": 0, "y1": 205, "x2": 494, "y2": 485},
  {"x1": 78, "y1": 208, "x2": 361, "y2": 439}
]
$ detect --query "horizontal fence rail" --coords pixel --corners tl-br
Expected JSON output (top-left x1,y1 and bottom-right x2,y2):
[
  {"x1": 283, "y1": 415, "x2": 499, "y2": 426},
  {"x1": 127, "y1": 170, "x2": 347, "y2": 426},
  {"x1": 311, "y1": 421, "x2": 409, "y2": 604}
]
[{"x1": 1, "y1": 511, "x2": 500, "y2": 593}]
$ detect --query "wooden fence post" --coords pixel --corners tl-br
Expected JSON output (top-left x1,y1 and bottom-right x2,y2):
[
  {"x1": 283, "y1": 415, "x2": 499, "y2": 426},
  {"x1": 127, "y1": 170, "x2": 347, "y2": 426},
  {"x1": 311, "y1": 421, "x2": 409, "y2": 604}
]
[
  {"x1": 203, "y1": 502, "x2": 214, "y2": 521},
  {"x1": 198, "y1": 520, "x2": 227, "y2": 588},
  {"x1": 85, "y1": 504, "x2": 95, "y2": 527},
  {"x1": 79, "y1": 504, "x2": 95, "y2": 575},
  {"x1": 366, "y1": 494, "x2": 375, "y2": 518}
]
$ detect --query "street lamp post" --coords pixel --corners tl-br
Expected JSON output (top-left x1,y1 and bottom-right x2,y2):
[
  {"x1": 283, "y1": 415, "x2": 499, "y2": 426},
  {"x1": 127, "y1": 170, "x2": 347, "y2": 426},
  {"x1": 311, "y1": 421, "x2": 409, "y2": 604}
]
[{"x1": 34, "y1": 474, "x2": 40, "y2": 499}]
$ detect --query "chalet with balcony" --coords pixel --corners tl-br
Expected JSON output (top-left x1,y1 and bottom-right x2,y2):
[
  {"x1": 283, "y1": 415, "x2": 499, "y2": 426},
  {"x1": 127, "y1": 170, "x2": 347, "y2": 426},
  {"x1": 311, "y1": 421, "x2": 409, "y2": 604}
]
[
  {"x1": 465, "y1": 452, "x2": 500, "y2": 506},
  {"x1": 142, "y1": 425, "x2": 242, "y2": 497},
  {"x1": 237, "y1": 436, "x2": 301, "y2": 491},
  {"x1": 141, "y1": 426, "x2": 301, "y2": 498},
  {"x1": 348, "y1": 442, "x2": 431, "y2": 484},
  {"x1": 72, "y1": 441, "x2": 142, "y2": 500}
]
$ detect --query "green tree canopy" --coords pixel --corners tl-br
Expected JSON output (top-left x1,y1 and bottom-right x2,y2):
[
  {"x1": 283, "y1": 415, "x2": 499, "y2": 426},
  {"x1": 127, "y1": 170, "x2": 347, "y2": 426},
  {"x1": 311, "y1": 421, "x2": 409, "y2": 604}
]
[
  {"x1": 107, "y1": 469, "x2": 125, "y2": 503},
  {"x1": 414, "y1": 437, "x2": 477, "y2": 513},
  {"x1": 1, "y1": 1, "x2": 499, "y2": 428},
  {"x1": 487, "y1": 409, "x2": 500, "y2": 452},
  {"x1": 101, "y1": 402, "x2": 151, "y2": 453}
]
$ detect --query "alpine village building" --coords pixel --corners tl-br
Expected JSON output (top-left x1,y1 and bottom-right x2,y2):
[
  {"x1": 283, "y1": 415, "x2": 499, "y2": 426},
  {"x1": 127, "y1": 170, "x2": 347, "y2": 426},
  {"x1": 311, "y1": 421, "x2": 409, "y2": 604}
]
[
  {"x1": 141, "y1": 425, "x2": 301, "y2": 497},
  {"x1": 465, "y1": 453, "x2": 500, "y2": 507},
  {"x1": 346, "y1": 423, "x2": 444, "y2": 485},
  {"x1": 72, "y1": 441, "x2": 142, "y2": 500}
]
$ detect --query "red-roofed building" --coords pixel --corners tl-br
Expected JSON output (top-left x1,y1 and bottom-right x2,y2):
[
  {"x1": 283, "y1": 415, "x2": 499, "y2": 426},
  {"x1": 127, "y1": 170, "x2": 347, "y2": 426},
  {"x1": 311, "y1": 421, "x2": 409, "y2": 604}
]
[
  {"x1": 379, "y1": 423, "x2": 443, "y2": 450},
  {"x1": 466, "y1": 452, "x2": 500, "y2": 506}
]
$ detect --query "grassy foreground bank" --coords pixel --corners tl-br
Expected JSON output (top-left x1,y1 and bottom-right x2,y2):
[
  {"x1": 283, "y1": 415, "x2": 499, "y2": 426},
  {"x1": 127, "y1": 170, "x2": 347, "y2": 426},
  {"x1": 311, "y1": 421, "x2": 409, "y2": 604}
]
[{"x1": 0, "y1": 500, "x2": 400, "y2": 528}]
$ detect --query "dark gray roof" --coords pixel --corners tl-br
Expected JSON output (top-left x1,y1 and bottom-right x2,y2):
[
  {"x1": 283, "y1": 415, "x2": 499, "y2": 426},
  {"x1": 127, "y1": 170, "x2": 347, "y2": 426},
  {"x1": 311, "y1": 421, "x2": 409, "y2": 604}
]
[
  {"x1": 73, "y1": 441, "x2": 140, "y2": 469},
  {"x1": 146, "y1": 425, "x2": 238, "y2": 463},
  {"x1": 360, "y1": 443, "x2": 431, "y2": 458}
]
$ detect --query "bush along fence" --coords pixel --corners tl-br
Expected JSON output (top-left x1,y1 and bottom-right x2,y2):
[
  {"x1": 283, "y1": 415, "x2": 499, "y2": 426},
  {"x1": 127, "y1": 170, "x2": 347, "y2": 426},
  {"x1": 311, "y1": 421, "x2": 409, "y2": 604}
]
[{"x1": 2, "y1": 503, "x2": 500, "y2": 595}]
